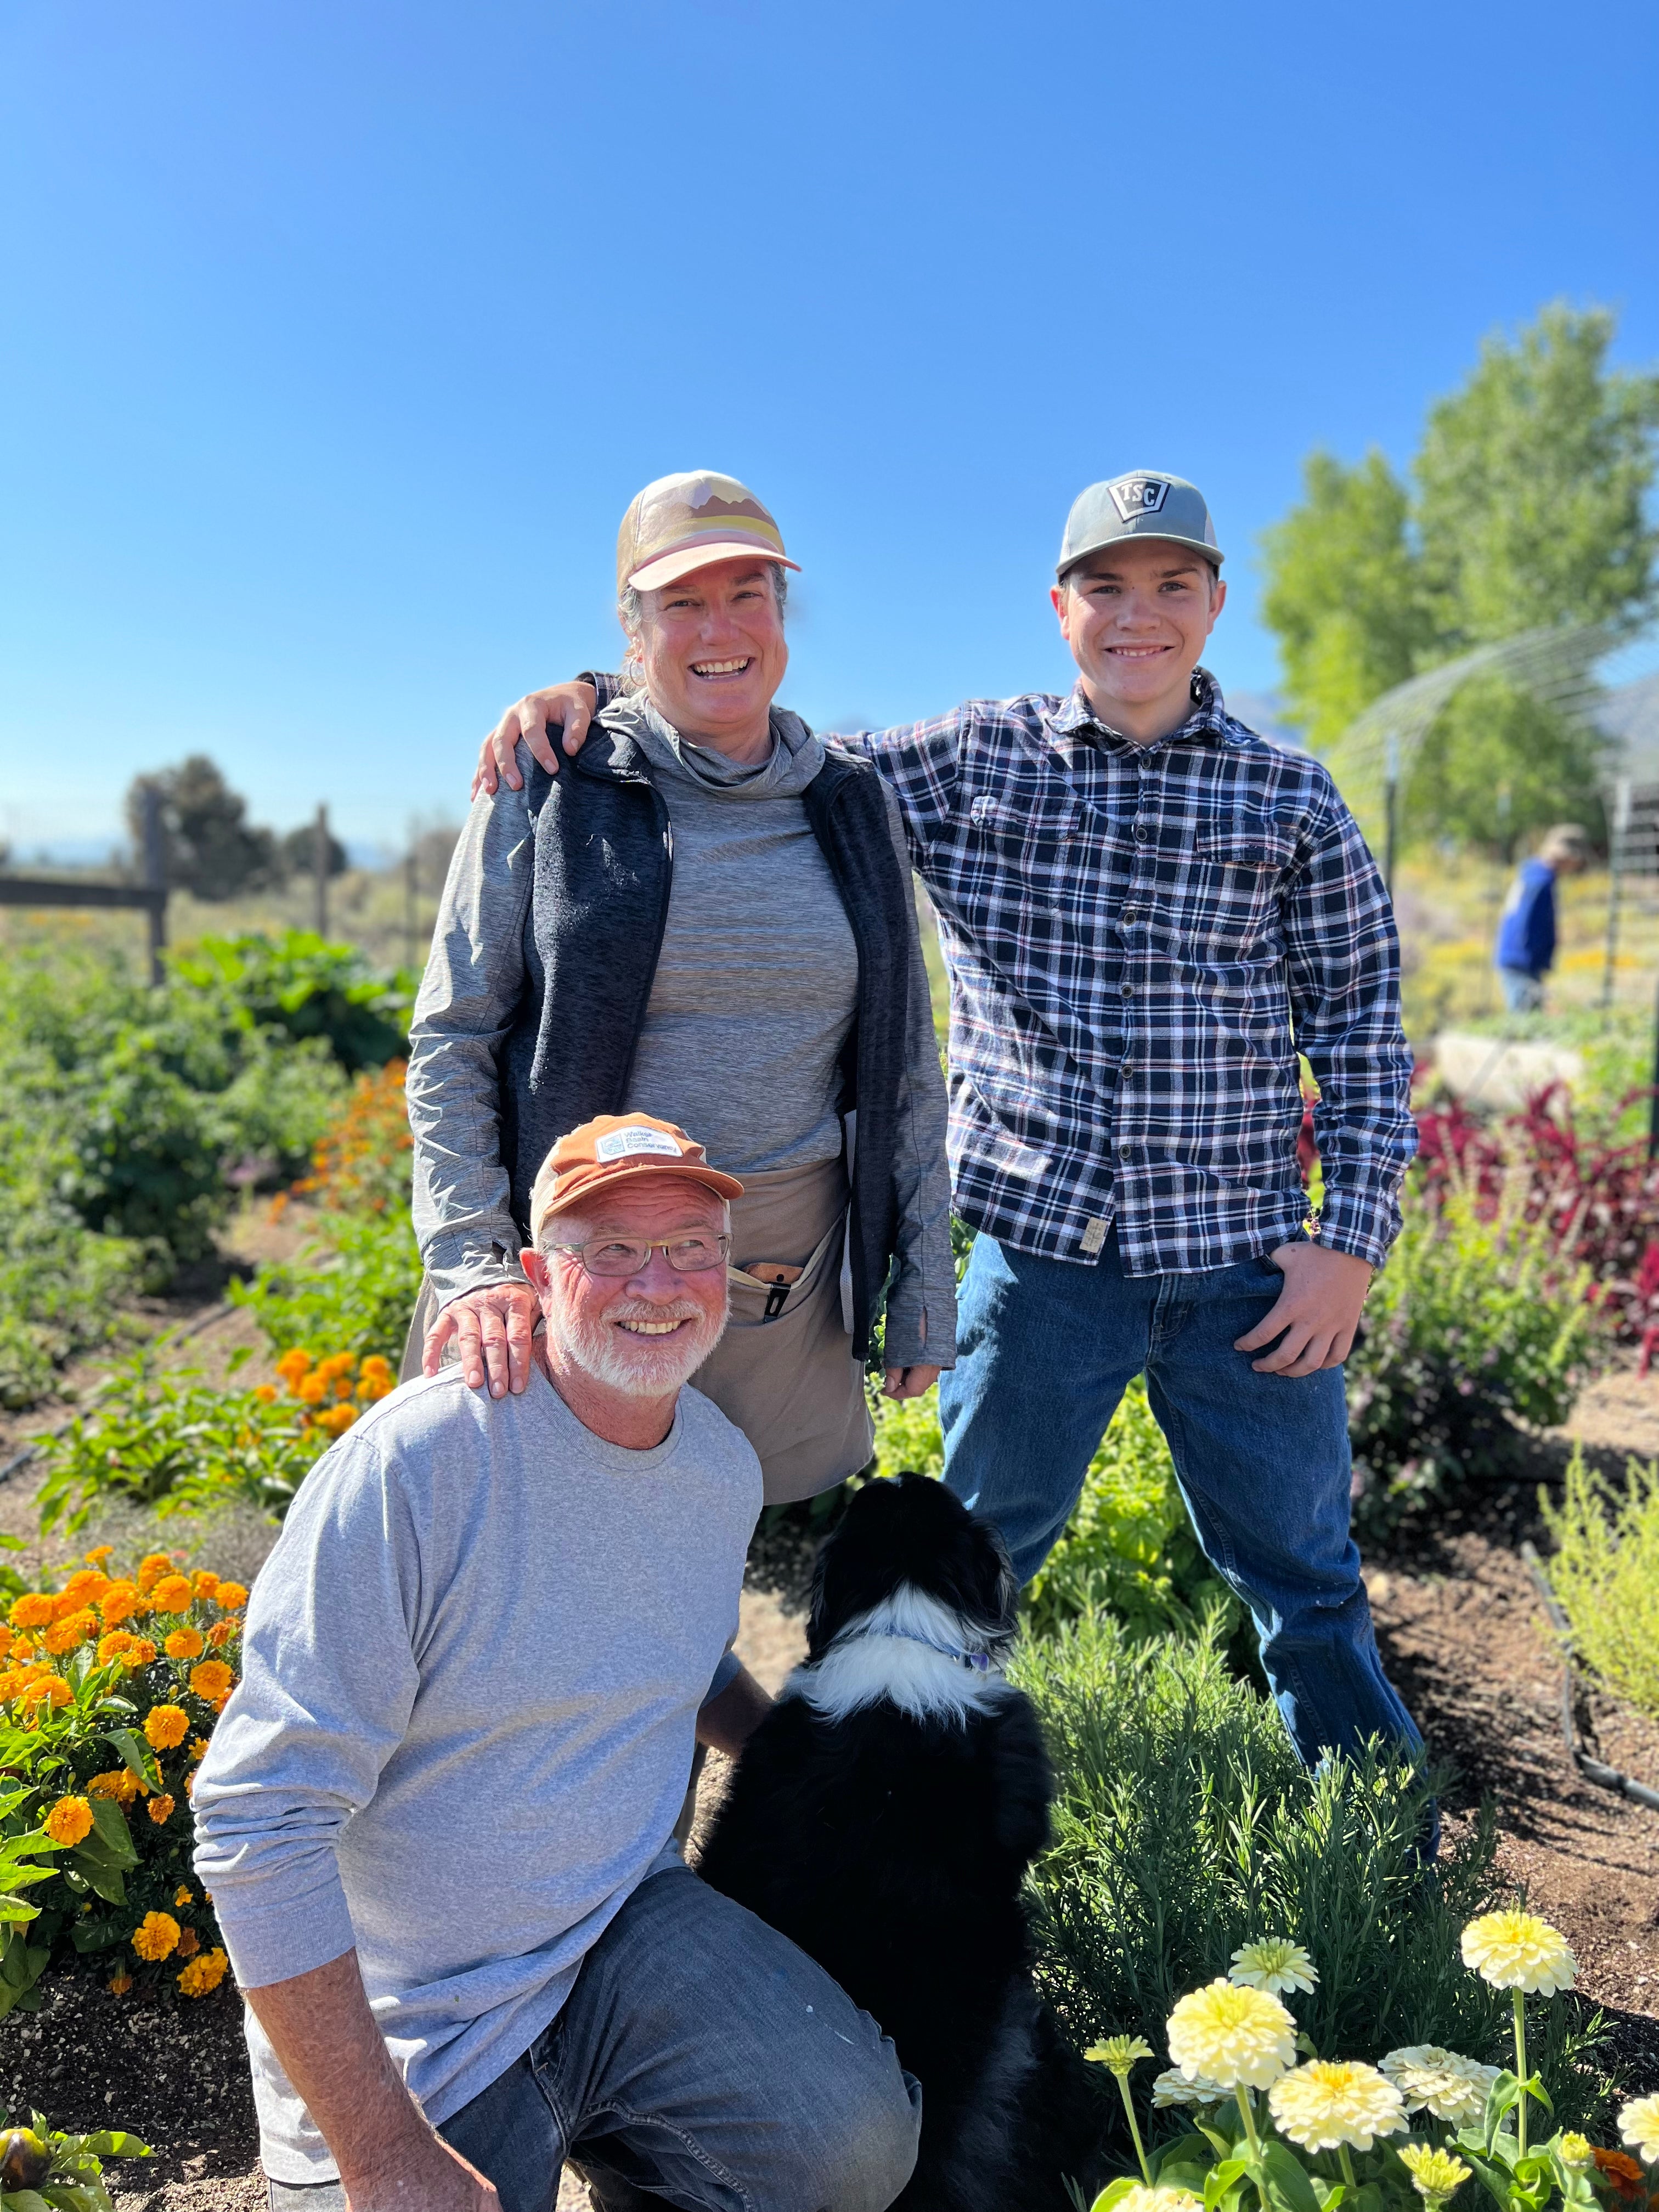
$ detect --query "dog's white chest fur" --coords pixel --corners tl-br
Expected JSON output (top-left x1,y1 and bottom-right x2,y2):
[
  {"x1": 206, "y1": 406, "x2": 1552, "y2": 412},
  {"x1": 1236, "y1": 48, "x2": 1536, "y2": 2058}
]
[{"x1": 784, "y1": 1588, "x2": 1012, "y2": 1725}]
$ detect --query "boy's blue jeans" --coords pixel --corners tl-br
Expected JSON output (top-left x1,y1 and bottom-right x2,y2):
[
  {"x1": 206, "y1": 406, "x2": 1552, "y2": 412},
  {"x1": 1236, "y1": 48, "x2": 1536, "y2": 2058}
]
[{"x1": 938, "y1": 1228, "x2": 1421, "y2": 1768}]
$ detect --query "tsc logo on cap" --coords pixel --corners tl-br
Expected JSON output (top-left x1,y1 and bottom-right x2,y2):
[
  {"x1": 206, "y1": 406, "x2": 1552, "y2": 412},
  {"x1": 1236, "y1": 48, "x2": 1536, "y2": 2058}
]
[
  {"x1": 1108, "y1": 477, "x2": 1171, "y2": 522},
  {"x1": 594, "y1": 1127, "x2": 685, "y2": 1162}
]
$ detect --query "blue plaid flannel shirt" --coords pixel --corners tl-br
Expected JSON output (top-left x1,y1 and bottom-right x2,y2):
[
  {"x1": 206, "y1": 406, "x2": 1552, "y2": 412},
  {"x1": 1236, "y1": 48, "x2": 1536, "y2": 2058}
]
[{"x1": 582, "y1": 668, "x2": 1416, "y2": 1276}]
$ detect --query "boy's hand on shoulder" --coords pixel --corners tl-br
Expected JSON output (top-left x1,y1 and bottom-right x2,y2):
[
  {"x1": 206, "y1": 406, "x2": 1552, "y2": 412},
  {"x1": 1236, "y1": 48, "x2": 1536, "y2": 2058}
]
[{"x1": 1236, "y1": 1243, "x2": 1373, "y2": 1377}]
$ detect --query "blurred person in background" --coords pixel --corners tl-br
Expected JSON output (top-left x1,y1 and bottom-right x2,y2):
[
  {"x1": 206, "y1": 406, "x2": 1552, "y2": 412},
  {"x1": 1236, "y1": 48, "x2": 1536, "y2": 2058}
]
[
  {"x1": 470, "y1": 470, "x2": 1426, "y2": 1784},
  {"x1": 1494, "y1": 823, "x2": 1592, "y2": 1012},
  {"x1": 405, "y1": 470, "x2": 955, "y2": 1508}
]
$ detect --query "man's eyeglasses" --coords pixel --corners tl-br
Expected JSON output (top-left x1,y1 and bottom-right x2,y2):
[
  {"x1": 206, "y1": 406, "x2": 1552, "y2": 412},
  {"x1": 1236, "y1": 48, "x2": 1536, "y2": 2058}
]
[{"x1": 546, "y1": 1234, "x2": 731, "y2": 1279}]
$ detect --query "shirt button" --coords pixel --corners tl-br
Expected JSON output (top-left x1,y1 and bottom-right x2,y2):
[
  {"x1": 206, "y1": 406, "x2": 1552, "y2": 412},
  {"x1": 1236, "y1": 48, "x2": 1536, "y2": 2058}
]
[
  {"x1": 1121, "y1": 1063, "x2": 1135, "y2": 1077},
  {"x1": 1133, "y1": 822, "x2": 1150, "y2": 842},
  {"x1": 1120, "y1": 983, "x2": 1133, "y2": 998},
  {"x1": 1121, "y1": 907, "x2": 1138, "y2": 923}
]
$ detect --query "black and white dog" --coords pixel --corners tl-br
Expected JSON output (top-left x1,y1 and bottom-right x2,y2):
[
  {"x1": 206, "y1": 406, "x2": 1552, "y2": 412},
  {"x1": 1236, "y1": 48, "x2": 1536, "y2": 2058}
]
[{"x1": 696, "y1": 1474, "x2": 1105, "y2": 2212}]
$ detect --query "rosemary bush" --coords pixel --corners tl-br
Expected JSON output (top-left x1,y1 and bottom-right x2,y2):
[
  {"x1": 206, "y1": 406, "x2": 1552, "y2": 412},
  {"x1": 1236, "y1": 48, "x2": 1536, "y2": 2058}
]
[{"x1": 1541, "y1": 1448, "x2": 1659, "y2": 1719}]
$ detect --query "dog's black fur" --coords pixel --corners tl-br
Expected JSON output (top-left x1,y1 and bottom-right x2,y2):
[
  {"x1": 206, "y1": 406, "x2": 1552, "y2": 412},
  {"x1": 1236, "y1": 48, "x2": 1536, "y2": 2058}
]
[{"x1": 696, "y1": 1475, "x2": 1106, "y2": 2211}]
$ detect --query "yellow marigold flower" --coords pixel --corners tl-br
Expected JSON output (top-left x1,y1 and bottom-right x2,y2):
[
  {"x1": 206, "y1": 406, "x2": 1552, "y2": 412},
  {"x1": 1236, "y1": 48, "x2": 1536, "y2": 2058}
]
[
  {"x1": 1620, "y1": 2094, "x2": 1659, "y2": 2166},
  {"x1": 174, "y1": 1884, "x2": 193, "y2": 1906},
  {"x1": 9, "y1": 1593, "x2": 54, "y2": 1631},
  {"x1": 1460, "y1": 1910, "x2": 1576, "y2": 1996},
  {"x1": 1108, "y1": 2192, "x2": 1203, "y2": 2212},
  {"x1": 215, "y1": 1582, "x2": 249, "y2": 1613},
  {"x1": 189, "y1": 1735, "x2": 210, "y2": 1760},
  {"x1": 108, "y1": 1967, "x2": 134, "y2": 1995},
  {"x1": 1398, "y1": 2145, "x2": 1473, "y2": 2204},
  {"x1": 165, "y1": 1628, "x2": 205, "y2": 1661},
  {"x1": 147, "y1": 1793, "x2": 176, "y2": 1825},
  {"x1": 98, "y1": 1582, "x2": 140, "y2": 1626},
  {"x1": 87, "y1": 1768, "x2": 140, "y2": 1804},
  {"x1": 297, "y1": 1373, "x2": 329, "y2": 1405},
  {"x1": 145, "y1": 1703, "x2": 190, "y2": 1750},
  {"x1": 1166, "y1": 1978, "x2": 1295, "y2": 2092},
  {"x1": 1085, "y1": 2035, "x2": 1155, "y2": 2079},
  {"x1": 18, "y1": 1674, "x2": 71, "y2": 1713},
  {"x1": 177, "y1": 1945, "x2": 229, "y2": 1997},
  {"x1": 1379, "y1": 2048, "x2": 1500, "y2": 2128},
  {"x1": 190, "y1": 1659, "x2": 235, "y2": 1704},
  {"x1": 1557, "y1": 2134, "x2": 1594, "y2": 2171},
  {"x1": 150, "y1": 1573, "x2": 194, "y2": 1614},
  {"x1": 1151, "y1": 2065, "x2": 1227, "y2": 2108},
  {"x1": 83, "y1": 1544, "x2": 115, "y2": 1565},
  {"x1": 43, "y1": 1611, "x2": 97, "y2": 1655},
  {"x1": 44, "y1": 1795, "x2": 95, "y2": 1846},
  {"x1": 1269, "y1": 2059, "x2": 1406, "y2": 2152},
  {"x1": 137, "y1": 1551, "x2": 176, "y2": 1594},
  {"x1": 132, "y1": 1910, "x2": 180, "y2": 1962},
  {"x1": 1229, "y1": 1938, "x2": 1319, "y2": 1995}
]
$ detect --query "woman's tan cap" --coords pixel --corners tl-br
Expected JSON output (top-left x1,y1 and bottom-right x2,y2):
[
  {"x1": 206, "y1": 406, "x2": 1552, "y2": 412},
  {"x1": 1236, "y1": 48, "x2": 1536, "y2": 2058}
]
[
  {"x1": 529, "y1": 1112, "x2": 744, "y2": 1246},
  {"x1": 617, "y1": 471, "x2": 800, "y2": 596}
]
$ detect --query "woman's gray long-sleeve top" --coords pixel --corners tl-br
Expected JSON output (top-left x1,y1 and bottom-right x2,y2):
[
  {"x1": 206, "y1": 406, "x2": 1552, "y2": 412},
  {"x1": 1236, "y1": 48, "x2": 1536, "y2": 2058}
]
[{"x1": 407, "y1": 697, "x2": 957, "y2": 1369}]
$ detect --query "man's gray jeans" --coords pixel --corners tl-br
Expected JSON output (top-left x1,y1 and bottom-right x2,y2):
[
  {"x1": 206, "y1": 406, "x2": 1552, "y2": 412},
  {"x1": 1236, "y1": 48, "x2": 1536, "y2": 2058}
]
[{"x1": 266, "y1": 1863, "x2": 921, "y2": 2212}]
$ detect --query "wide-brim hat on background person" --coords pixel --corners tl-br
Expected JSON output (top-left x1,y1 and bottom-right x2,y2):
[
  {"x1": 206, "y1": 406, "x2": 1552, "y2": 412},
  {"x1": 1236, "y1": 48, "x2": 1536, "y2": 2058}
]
[
  {"x1": 529, "y1": 1113, "x2": 744, "y2": 1248},
  {"x1": 617, "y1": 471, "x2": 802, "y2": 595},
  {"x1": 1057, "y1": 471, "x2": 1224, "y2": 578}
]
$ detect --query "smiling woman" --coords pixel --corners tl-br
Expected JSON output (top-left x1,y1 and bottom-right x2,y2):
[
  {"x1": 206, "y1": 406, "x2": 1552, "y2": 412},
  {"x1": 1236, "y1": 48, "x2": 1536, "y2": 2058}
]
[{"x1": 403, "y1": 470, "x2": 958, "y2": 1505}]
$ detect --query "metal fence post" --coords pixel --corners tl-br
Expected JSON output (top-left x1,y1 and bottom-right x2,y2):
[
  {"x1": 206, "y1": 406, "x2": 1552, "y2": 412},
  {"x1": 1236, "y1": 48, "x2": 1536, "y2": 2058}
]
[
  {"x1": 141, "y1": 783, "x2": 167, "y2": 986},
  {"x1": 314, "y1": 804, "x2": 329, "y2": 939},
  {"x1": 1602, "y1": 776, "x2": 1632, "y2": 1015}
]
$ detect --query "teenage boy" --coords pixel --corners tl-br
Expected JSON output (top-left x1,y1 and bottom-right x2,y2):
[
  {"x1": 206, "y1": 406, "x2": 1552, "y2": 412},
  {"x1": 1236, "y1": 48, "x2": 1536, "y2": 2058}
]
[{"x1": 469, "y1": 471, "x2": 1422, "y2": 1769}]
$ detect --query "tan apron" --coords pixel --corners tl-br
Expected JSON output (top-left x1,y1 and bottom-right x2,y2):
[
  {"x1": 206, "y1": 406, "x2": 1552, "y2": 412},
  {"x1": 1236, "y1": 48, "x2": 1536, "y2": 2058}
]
[{"x1": 400, "y1": 1155, "x2": 872, "y2": 1506}]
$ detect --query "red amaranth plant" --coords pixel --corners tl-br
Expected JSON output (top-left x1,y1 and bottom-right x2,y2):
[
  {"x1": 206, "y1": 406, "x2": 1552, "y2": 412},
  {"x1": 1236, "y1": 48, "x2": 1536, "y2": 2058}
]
[{"x1": 1414, "y1": 1082, "x2": 1659, "y2": 1363}]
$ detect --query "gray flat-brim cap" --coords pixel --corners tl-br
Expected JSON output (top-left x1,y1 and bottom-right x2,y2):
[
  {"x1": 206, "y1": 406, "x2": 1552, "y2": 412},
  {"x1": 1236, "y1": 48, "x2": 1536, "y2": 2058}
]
[{"x1": 1058, "y1": 471, "x2": 1224, "y2": 577}]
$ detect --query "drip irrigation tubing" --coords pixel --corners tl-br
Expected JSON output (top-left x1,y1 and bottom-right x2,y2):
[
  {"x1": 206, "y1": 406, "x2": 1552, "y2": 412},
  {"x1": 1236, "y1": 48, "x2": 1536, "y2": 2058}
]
[
  {"x1": 0, "y1": 1300, "x2": 236, "y2": 1488},
  {"x1": 1519, "y1": 1540, "x2": 1659, "y2": 1816}
]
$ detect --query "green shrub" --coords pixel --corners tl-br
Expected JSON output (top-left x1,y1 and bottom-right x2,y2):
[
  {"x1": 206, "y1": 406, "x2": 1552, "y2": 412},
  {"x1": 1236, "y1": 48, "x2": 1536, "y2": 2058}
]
[
  {"x1": 232, "y1": 1208, "x2": 422, "y2": 1365},
  {"x1": 1012, "y1": 1616, "x2": 1612, "y2": 2134},
  {"x1": 169, "y1": 931, "x2": 411, "y2": 1071},
  {"x1": 1347, "y1": 1183, "x2": 1595, "y2": 1537},
  {"x1": 1541, "y1": 1448, "x2": 1659, "y2": 1718}
]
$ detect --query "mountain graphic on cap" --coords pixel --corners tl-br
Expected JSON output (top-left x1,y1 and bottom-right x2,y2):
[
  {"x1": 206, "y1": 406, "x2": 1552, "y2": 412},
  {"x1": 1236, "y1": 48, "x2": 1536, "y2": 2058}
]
[{"x1": 617, "y1": 470, "x2": 800, "y2": 596}]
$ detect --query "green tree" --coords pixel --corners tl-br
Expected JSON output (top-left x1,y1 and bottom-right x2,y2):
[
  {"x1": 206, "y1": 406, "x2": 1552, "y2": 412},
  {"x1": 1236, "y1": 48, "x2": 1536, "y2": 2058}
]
[
  {"x1": 125, "y1": 756, "x2": 282, "y2": 900},
  {"x1": 1259, "y1": 450, "x2": 1430, "y2": 747},
  {"x1": 1416, "y1": 303, "x2": 1659, "y2": 644}
]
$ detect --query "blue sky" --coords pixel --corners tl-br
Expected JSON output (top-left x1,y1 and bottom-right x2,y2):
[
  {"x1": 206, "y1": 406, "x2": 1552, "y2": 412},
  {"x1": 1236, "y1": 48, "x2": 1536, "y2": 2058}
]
[{"x1": 3, "y1": 0, "x2": 1656, "y2": 854}]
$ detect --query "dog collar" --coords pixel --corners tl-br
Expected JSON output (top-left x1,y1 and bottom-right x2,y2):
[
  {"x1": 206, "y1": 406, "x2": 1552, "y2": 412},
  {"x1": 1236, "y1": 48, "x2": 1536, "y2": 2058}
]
[{"x1": 866, "y1": 1626, "x2": 995, "y2": 1673}]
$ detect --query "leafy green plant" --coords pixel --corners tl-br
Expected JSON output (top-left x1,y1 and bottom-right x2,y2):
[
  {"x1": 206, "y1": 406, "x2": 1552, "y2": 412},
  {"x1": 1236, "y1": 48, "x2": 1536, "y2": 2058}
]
[
  {"x1": 169, "y1": 930, "x2": 412, "y2": 1071},
  {"x1": 1012, "y1": 1616, "x2": 1609, "y2": 2137},
  {"x1": 1540, "y1": 1450, "x2": 1659, "y2": 1719},
  {"x1": 232, "y1": 1207, "x2": 422, "y2": 1365},
  {"x1": 0, "y1": 2108, "x2": 151, "y2": 2211},
  {"x1": 1347, "y1": 1182, "x2": 1596, "y2": 1538}
]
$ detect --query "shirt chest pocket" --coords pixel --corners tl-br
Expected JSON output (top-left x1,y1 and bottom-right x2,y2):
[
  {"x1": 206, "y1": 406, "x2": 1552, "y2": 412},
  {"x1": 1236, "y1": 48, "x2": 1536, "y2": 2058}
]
[
  {"x1": 961, "y1": 791, "x2": 1084, "y2": 905},
  {"x1": 1178, "y1": 817, "x2": 1299, "y2": 949}
]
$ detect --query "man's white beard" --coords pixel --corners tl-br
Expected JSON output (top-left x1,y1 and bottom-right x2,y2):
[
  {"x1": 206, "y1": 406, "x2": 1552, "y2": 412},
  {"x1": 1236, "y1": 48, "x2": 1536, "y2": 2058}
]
[{"x1": 546, "y1": 1290, "x2": 728, "y2": 1400}]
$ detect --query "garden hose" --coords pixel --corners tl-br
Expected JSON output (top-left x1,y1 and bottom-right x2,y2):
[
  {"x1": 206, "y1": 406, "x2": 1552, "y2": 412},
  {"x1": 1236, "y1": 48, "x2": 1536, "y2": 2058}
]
[{"x1": 1519, "y1": 1541, "x2": 1659, "y2": 1816}]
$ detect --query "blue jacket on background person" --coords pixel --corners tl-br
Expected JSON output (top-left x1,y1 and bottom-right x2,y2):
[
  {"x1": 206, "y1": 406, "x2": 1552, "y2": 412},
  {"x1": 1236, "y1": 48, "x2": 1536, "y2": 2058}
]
[{"x1": 1496, "y1": 856, "x2": 1558, "y2": 979}]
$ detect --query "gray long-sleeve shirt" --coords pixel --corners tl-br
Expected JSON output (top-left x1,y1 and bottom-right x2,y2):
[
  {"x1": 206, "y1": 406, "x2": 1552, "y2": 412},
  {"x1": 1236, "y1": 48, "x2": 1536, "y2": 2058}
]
[
  {"x1": 407, "y1": 697, "x2": 956, "y2": 1367},
  {"x1": 193, "y1": 1365, "x2": 761, "y2": 2181}
]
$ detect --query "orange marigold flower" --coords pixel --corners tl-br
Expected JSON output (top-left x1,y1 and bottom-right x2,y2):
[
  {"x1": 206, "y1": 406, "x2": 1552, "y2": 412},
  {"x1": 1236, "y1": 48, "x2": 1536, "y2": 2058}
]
[
  {"x1": 87, "y1": 1768, "x2": 140, "y2": 1804},
  {"x1": 253, "y1": 1383, "x2": 278, "y2": 1403},
  {"x1": 145, "y1": 1703, "x2": 190, "y2": 1750},
  {"x1": 132, "y1": 1910, "x2": 180, "y2": 1962},
  {"x1": 44, "y1": 1795, "x2": 95, "y2": 1846},
  {"x1": 9, "y1": 1593, "x2": 54, "y2": 1631},
  {"x1": 360, "y1": 1354, "x2": 393, "y2": 1380},
  {"x1": 297, "y1": 1373, "x2": 329, "y2": 1405},
  {"x1": 59, "y1": 1568, "x2": 109, "y2": 1606},
  {"x1": 215, "y1": 1582, "x2": 249, "y2": 1613},
  {"x1": 190, "y1": 1660, "x2": 235, "y2": 1704},
  {"x1": 150, "y1": 1574, "x2": 194, "y2": 1613},
  {"x1": 108, "y1": 1967, "x2": 134, "y2": 1995},
  {"x1": 317, "y1": 1352, "x2": 355, "y2": 1381},
  {"x1": 189, "y1": 1736, "x2": 210, "y2": 1761},
  {"x1": 177, "y1": 1945, "x2": 229, "y2": 1997},
  {"x1": 83, "y1": 1544, "x2": 115, "y2": 1565},
  {"x1": 43, "y1": 1611, "x2": 98, "y2": 1655},
  {"x1": 174, "y1": 1883, "x2": 193, "y2": 1906},
  {"x1": 206, "y1": 1620, "x2": 233, "y2": 1647},
  {"x1": 175, "y1": 1925, "x2": 200, "y2": 1957},
  {"x1": 127, "y1": 1638, "x2": 157, "y2": 1667},
  {"x1": 1592, "y1": 2149, "x2": 1646, "y2": 2196},
  {"x1": 147, "y1": 1793, "x2": 176, "y2": 1825},
  {"x1": 165, "y1": 1628, "x2": 205, "y2": 1660},
  {"x1": 275, "y1": 1346, "x2": 313, "y2": 1387},
  {"x1": 99, "y1": 1583, "x2": 140, "y2": 1625},
  {"x1": 137, "y1": 1551, "x2": 176, "y2": 1591},
  {"x1": 334, "y1": 1375, "x2": 355, "y2": 1400},
  {"x1": 0, "y1": 1627, "x2": 13, "y2": 1662},
  {"x1": 97, "y1": 1629, "x2": 138, "y2": 1666},
  {"x1": 19, "y1": 1674, "x2": 71, "y2": 1713},
  {"x1": 191, "y1": 1571, "x2": 220, "y2": 1600},
  {"x1": 184, "y1": 1769, "x2": 196, "y2": 1798}
]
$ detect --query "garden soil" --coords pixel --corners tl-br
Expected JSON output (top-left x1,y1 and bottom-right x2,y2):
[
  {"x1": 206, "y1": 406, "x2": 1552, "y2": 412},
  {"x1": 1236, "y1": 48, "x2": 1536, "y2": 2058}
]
[{"x1": 5, "y1": 1299, "x2": 1659, "y2": 2207}]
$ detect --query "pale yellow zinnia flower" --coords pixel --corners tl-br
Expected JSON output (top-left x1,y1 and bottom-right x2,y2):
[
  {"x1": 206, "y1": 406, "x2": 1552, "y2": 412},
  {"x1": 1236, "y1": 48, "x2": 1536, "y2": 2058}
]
[
  {"x1": 1268, "y1": 2060, "x2": 1406, "y2": 2152},
  {"x1": 1166, "y1": 1979, "x2": 1296, "y2": 2092},
  {"x1": 1620, "y1": 2094, "x2": 1659, "y2": 2166},
  {"x1": 1556, "y1": 2134, "x2": 1593, "y2": 2171},
  {"x1": 1110, "y1": 2190, "x2": 1203, "y2": 2212},
  {"x1": 1229, "y1": 1938, "x2": 1319, "y2": 1996},
  {"x1": 1399, "y1": 2144, "x2": 1472, "y2": 2204},
  {"x1": 1379, "y1": 2047, "x2": 1500, "y2": 2127},
  {"x1": 1459, "y1": 1910, "x2": 1576, "y2": 1995},
  {"x1": 1085, "y1": 2035, "x2": 1154, "y2": 2079},
  {"x1": 1152, "y1": 2067, "x2": 1228, "y2": 2109}
]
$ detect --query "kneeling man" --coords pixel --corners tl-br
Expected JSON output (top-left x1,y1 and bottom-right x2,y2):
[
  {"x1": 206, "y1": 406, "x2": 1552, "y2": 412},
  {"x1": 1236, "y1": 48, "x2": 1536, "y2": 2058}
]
[{"x1": 194, "y1": 1110, "x2": 921, "y2": 2212}]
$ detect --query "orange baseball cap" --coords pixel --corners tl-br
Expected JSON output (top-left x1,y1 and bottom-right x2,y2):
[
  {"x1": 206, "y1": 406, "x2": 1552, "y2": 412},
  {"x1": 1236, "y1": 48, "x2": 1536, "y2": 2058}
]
[
  {"x1": 528, "y1": 1113, "x2": 744, "y2": 1245},
  {"x1": 616, "y1": 471, "x2": 800, "y2": 595}
]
